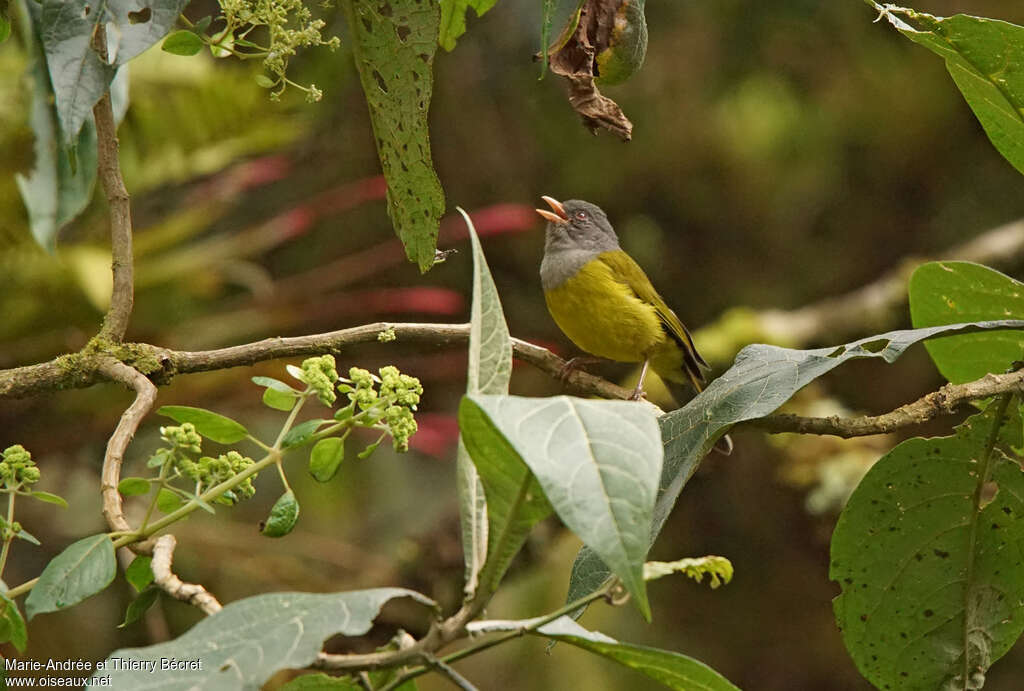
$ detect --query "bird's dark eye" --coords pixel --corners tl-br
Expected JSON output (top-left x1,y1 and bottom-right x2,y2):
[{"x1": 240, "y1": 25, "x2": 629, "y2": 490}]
[{"x1": 575, "y1": 211, "x2": 587, "y2": 220}]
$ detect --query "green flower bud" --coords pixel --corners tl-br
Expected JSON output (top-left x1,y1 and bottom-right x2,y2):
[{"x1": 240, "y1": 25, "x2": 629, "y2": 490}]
[
  {"x1": 0, "y1": 462, "x2": 11, "y2": 482},
  {"x1": 19, "y1": 466, "x2": 41, "y2": 485},
  {"x1": 301, "y1": 355, "x2": 339, "y2": 406},
  {"x1": 161, "y1": 424, "x2": 202, "y2": 454},
  {"x1": 2, "y1": 445, "x2": 31, "y2": 466}
]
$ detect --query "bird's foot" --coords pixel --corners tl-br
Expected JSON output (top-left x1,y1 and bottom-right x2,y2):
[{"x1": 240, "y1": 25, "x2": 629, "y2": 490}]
[
  {"x1": 628, "y1": 385, "x2": 647, "y2": 402},
  {"x1": 558, "y1": 356, "x2": 604, "y2": 383}
]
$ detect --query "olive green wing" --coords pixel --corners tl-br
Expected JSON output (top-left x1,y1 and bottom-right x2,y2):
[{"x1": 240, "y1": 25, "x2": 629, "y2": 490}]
[{"x1": 597, "y1": 250, "x2": 708, "y2": 387}]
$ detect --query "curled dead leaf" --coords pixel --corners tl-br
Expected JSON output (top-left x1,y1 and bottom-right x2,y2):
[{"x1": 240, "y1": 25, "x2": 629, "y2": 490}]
[{"x1": 544, "y1": 0, "x2": 648, "y2": 141}]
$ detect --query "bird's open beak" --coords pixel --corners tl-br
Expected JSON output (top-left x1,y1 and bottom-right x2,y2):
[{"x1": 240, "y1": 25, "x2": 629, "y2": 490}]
[{"x1": 536, "y1": 196, "x2": 568, "y2": 225}]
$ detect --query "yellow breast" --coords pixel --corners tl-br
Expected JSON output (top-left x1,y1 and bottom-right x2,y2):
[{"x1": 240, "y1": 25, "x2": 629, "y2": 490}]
[{"x1": 544, "y1": 258, "x2": 666, "y2": 363}]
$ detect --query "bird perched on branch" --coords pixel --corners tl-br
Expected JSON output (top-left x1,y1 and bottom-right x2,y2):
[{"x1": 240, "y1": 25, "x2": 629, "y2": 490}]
[{"x1": 536, "y1": 196, "x2": 708, "y2": 402}]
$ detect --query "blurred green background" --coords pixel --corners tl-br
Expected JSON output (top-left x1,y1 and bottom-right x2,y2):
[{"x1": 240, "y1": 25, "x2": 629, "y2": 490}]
[{"x1": 4, "y1": 1, "x2": 1024, "y2": 689}]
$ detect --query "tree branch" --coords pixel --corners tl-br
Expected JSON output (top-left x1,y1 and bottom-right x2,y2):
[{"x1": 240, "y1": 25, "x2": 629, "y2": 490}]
[
  {"x1": 96, "y1": 358, "x2": 158, "y2": 547},
  {"x1": 0, "y1": 323, "x2": 634, "y2": 402},
  {"x1": 92, "y1": 25, "x2": 134, "y2": 342},
  {"x1": 750, "y1": 369, "x2": 1024, "y2": 438},
  {"x1": 151, "y1": 534, "x2": 223, "y2": 616}
]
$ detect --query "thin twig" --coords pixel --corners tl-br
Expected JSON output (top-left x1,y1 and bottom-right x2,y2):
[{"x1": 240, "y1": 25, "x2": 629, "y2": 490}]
[
  {"x1": 92, "y1": 25, "x2": 134, "y2": 342},
  {"x1": 150, "y1": 534, "x2": 223, "y2": 616},
  {"x1": 421, "y1": 655, "x2": 478, "y2": 691},
  {"x1": 750, "y1": 369, "x2": 1024, "y2": 438},
  {"x1": 96, "y1": 358, "x2": 157, "y2": 547}
]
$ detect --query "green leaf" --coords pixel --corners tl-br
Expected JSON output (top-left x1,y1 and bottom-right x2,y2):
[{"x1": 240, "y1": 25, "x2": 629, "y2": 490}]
[
  {"x1": 456, "y1": 207, "x2": 513, "y2": 597},
  {"x1": 0, "y1": 593, "x2": 27, "y2": 653},
  {"x1": 345, "y1": 0, "x2": 445, "y2": 271},
  {"x1": 156, "y1": 488, "x2": 183, "y2": 514},
  {"x1": 832, "y1": 405, "x2": 1024, "y2": 689},
  {"x1": 14, "y1": 528, "x2": 40, "y2": 546},
  {"x1": 282, "y1": 419, "x2": 333, "y2": 449},
  {"x1": 309, "y1": 437, "x2": 346, "y2": 482},
  {"x1": 118, "y1": 586, "x2": 159, "y2": 628},
  {"x1": 39, "y1": 0, "x2": 189, "y2": 145},
  {"x1": 0, "y1": 15, "x2": 10, "y2": 45},
  {"x1": 25, "y1": 534, "x2": 116, "y2": 619},
  {"x1": 872, "y1": 5, "x2": 1024, "y2": 175},
  {"x1": 252, "y1": 376, "x2": 298, "y2": 393},
  {"x1": 470, "y1": 616, "x2": 740, "y2": 690},
  {"x1": 261, "y1": 490, "x2": 300, "y2": 537},
  {"x1": 255, "y1": 73, "x2": 276, "y2": 88},
  {"x1": 567, "y1": 319, "x2": 1024, "y2": 615},
  {"x1": 124, "y1": 556, "x2": 154, "y2": 593},
  {"x1": 539, "y1": 0, "x2": 557, "y2": 76},
  {"x1": 464, "y1": 394, "x2": 662, "y2": 620},
  {"x1": 909, "y1": 261, "x2": 1024, "y2": 383},
  {"x1": 27, "y1": 491, "x2": 68, "y2": 509},
  {"x1": 263, "y1": 387, "x2": 298, "y2": 411},
  {"x1": 438, "y1": 0, "x2": 497, "y2": 51},
  {"x1": 15, "y1": 4, "x2": 100, "y2": 251},
  {"x1": 594, "y1": 0, "x2": 648, "y2": 85},
  {"x1": 357, "y1": 438, "x2": 384, "y2": 459},
  {"x1": 95, "y1": 589, "x2": 435, "y2": 688},
  {"x1": 117, "y1": 477, "x2": 151, "y2": 497},
  {"x1": 644, "y1": 556, "x2": 733, "y2": 589},
  {"x1": 161, "y1": 30, "x2": 203, "y2": 56},
  {"x1": 158, "y1": 405, "x2": 249, "y2": 444},
  {"x1": 458, "y1": 398, "x2": 551, "y2": 598},
  {"x1": 280, "y1": 673, "x2": 362, "y2": 689}
]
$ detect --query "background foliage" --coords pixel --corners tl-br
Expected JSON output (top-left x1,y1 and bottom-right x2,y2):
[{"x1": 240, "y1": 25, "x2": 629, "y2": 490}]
[{"x1": 6, "y1": 0, "x2": 1024, "y2": 689}]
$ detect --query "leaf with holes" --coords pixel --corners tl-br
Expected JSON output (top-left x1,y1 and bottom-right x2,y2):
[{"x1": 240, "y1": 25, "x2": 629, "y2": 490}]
[
  {"x1": 463, "y1": 394, "x2": 662, "y2": 620},
  {"x1": 871, "y1": 4, "x2": 1024, "y2": 175},
  {"x1": 565, "y1": 319, "x2": 1024, "y2": 615},
  {"x1": 833, "y1": 405, "x2": 1024, "y2": 689},
  {"x1": 39, "y1": 0, "x2": 189, "y2": 145},
  {"x1": 94, "y1": 589, "x2": 435, "y2": 688},
  {"x1": 344, "y1": 0, "x2": 445, "y2": 271},
  {"x1": 909, "y1": 261, "x2": 1024, "y2": 384},
  {"x1": 438, "y1": 0, "x2": 497, "y2": 51},
  {"x1": 456, "y1": 208, "x2": 513, "y2": 597}
]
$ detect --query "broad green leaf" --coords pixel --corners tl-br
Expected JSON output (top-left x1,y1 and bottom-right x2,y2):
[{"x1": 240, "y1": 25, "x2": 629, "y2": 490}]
[
  {"x1": 469, "y1": 616, "x2": 740, "y2": 690},
  {"x1": 16, "y1": 4, "x2": 99, "y2": 251},
  {"x1": 118, "y1": 586, "x2": 159, "y2": 628},
  {"x1": 309, "y1": 437, "x2": 346, "y2": 482},
  {"x1": 465, "y1": 394, "x2": 662, "y2": 620},
  {"x1": 158, "y1": 405, "x2": 249, "y2": 444},
  {"x1": 644, "y1": 556, "x2": 733, "y2": 589},
  {"x1": 25, "y1": 534, "x2": 116, "y2": 619},
  {"x1": 263, "y1": 387, "x2": 298, "y2": 411},
  {"x1": 438, "y1": 0, "x2": 497, "y2": 51},
  {"x1": 39, "y1": 0, "x2": 189, "y2": 145},
  {"x1": 458, "y1": 398, "x2": 551, "y2": 598},
  {"x1": 280, "y1": 673, "x2": 361, "y2": 689},
  {"x1": 117, "y1": 477, "x2": 151, "y2": 497},
  {"x1": 156, "y1": 488, "x2": 183, "y2": 513},
  {"x1": 95, "y1": 589, "x2": 435, "y2": 688},
  {"x1": 871, "y1": 4, "x2": 1024, "y2": 175},
  {"x1": 124, "y1": 556, "x2": 154, "y2": 593},
  {"x1": 27, "y1": 491, "x2": 68, "y2": 508},
  {"x1": 456, "y1": 207, "x2": 513, "y2": 597},
  {"x1": 282, "y1": 419, "x2": 333, "y2": 448},
  {"x1": 0, "y1": 594, "x2": 27, "y2": 653},
  {"x1": 161, "y1": 30, "x2": 203, "y2": 56},
  {"x1": 567, "y1": 319, "x2": 1024, "y2": 614},
  {"x1": 909, "y1": 261, "x2": 1024, "y2": 383},
  {"x1": 832, "y1": 406, "x2": 1024, "y2": 689},
  {"x1": 344, "y1": 0, "x2": 445, "y2": 271},
  {"x1": 261, "y1": 490, "x2": 300, "y2": 537}
]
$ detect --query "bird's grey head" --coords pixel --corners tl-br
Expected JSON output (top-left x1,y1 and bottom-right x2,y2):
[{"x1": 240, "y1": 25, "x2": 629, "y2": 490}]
[{"x1": 536, "y1": 196, "x2": 621, "y2": 290}]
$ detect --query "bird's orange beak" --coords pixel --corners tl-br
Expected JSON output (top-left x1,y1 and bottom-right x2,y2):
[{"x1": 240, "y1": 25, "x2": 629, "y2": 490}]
[{"x1": 536, "y1": 196, "x2": 568, "y2": 225}]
